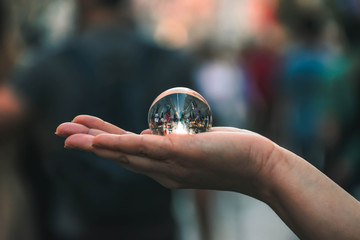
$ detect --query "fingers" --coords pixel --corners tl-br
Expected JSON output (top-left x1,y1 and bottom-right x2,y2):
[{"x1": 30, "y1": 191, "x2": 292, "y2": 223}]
[
  {"x1": 64, "y1": 133, "x2": 94, "y2": 150},
  {"x1": 56, "y1": 122, "x2": 107, "y2": 137},
  {"x1": 140, "y1": 129, "x2": 152, "y2": 135},
  {"x1": 64, "y1": 133, "x2": 166, "y2": 174},
  {"x1": 72, "y1": 115, "x2": 129, "y2": 135},
  {"x1": 92, "y1": 148, "x2": 165, "y2": 173},
  {"x1": 92, "y1": 133, "x2": 175, "y2": 160},
  {"x1": 91, "y1": 147, "x2": 130, "y2": 164}
]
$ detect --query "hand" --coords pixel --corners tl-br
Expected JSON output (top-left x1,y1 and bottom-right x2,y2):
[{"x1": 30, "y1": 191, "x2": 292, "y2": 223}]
[
  {"x1": 56, "y1": 115, "x2": 360, "y2": 240},
  {"x1": 56, "y1": 115, "x2": 278, "y2": 199}
]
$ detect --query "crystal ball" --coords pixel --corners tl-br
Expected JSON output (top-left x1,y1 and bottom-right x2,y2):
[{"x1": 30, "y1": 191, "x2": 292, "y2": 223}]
[{"x1": 148, "y1": 87, "x2": 212, "y2": 135}]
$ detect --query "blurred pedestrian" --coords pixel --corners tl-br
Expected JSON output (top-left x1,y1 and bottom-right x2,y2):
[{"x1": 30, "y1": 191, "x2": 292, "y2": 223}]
[
  {"x1": 275, "y1": 7, "x2": 342, "y2": 170},
  {"x1": 0, "y1": 0, "x2": 35, "y2": 239},
  {"x1": 323, "y1": 0, "x2": 360, "y2": 197},
  {"x1": 1, "y1": 0, "x2": 194, "y2": 239}
]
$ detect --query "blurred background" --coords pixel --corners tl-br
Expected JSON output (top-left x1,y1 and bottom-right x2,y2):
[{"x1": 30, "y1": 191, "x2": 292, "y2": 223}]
[{"x1": 0, "y1": 0, "x2": 359, "y2": 239}]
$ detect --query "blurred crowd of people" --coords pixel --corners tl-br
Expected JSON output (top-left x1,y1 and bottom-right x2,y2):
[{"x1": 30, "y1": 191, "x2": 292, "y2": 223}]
[{"x1": 0, "y1": 0, "x2": 359, "y2": 240}]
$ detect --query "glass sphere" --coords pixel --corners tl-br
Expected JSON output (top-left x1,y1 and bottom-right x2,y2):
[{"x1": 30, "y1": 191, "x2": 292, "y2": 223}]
[{"x1": 148, "y1": 87, "x2": 212, "y2": 136}]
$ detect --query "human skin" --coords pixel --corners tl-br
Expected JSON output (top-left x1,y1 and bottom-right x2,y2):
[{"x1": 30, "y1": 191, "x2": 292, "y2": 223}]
[{"x1": 56, "y1": 115, "x2": 360, "y2": 240}]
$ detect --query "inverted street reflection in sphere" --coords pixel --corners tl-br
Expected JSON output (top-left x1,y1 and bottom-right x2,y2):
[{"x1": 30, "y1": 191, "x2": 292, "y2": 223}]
[{"x1": 148, "y1": 87, "x2": 212, "y2": 135}]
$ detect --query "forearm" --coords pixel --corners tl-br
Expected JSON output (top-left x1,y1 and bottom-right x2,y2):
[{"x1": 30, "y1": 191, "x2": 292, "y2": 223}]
[{"x1": 262, "y1": 145, "x2": 360, "y2": 240}]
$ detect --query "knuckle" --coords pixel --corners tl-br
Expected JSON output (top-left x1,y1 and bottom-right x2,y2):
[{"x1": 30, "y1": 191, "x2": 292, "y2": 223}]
[
  {"x1": 137, "y1": 135, "x2": 152, "y2": 158},
  {"x1": 137, "y1": 146, "x2": 148, "y2": 157}
]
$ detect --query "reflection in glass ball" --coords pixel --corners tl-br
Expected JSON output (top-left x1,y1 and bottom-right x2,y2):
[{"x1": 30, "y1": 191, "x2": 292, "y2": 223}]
[{"x1": 148, "y1": 87, "x2": 212, "y2": 136}]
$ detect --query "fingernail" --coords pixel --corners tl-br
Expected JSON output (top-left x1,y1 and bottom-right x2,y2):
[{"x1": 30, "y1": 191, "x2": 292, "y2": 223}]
[{"x1": 55, "y1": 131, "x2": 66, "y2": 137}]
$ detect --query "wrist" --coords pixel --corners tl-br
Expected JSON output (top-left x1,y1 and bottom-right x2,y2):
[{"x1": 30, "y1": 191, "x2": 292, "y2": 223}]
[{"x1": 255, "y1": 142, "x2": 298, "y2": 205}]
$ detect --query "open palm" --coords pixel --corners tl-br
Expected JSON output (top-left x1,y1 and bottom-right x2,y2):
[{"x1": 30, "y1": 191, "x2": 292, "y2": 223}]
[{"x1": 56, "y1": 115, "x2": 276, "y2": 198}]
